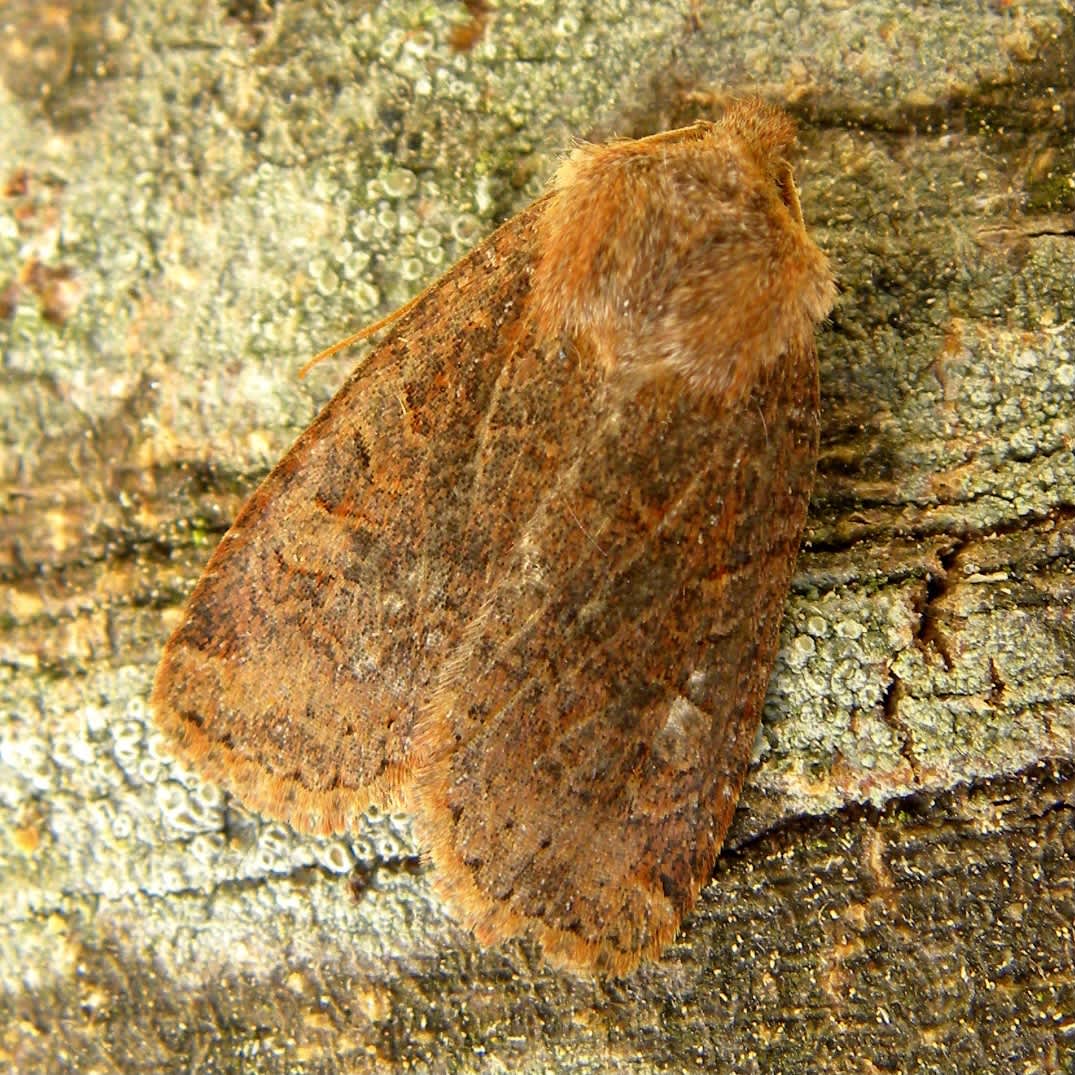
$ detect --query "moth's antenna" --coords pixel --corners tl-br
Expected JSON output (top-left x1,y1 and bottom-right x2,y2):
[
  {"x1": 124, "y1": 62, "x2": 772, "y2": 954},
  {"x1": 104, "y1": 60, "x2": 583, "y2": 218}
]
[{"x1": 298, "y1": 289, "x2": 427, "y2": 378}]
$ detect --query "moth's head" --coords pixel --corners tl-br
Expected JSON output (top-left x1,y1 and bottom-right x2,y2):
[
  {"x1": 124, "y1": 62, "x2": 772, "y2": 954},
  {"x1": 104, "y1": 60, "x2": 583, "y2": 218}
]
[{"x1": 716, "y1": 98, "x2": 806, "y2": 227}]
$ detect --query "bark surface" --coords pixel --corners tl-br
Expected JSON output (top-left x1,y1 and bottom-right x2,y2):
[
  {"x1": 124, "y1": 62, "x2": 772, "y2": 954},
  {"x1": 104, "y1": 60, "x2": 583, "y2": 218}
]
[{"x1": 1, "y1": 2, "x2": 1072, "y2": 1072}]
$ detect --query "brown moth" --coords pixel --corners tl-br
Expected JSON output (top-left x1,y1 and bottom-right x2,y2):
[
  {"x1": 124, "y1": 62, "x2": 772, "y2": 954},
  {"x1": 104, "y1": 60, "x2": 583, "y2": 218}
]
[{"x1": 153, "y1": 98, "x2": 835, "y2": 975}]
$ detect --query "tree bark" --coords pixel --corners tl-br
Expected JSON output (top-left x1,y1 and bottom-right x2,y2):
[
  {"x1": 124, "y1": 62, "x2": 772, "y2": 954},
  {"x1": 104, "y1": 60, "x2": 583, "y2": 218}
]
[{"x1": 1, "y1": 2, "x2": 1072, "y2": 1072}]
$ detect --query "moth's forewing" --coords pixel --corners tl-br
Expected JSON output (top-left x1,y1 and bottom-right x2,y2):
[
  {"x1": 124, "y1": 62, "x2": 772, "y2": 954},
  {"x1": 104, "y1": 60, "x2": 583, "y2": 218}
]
[
  {"x1": 414, "y1": 333, "x2": 819, "y2": 975},
  {"x1": 152, "y1": 208, "x2": 547, "y2": 832}
]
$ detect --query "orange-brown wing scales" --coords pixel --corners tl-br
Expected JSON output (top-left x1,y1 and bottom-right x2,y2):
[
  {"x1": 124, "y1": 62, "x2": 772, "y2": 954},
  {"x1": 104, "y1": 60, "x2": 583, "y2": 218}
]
[
  {"x1": 415, "y1": 337, "x2": 819, "y2": 974},
  {"x1": 152, "y1": 208, "x2": 545, "y2": 833}
]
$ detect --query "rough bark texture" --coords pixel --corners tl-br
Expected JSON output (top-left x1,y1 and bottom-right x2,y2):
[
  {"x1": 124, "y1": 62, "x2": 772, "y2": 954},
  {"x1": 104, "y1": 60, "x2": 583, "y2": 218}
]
[{"x1": 1, "y1": 2, "x2": 1072, "y2": 1073}]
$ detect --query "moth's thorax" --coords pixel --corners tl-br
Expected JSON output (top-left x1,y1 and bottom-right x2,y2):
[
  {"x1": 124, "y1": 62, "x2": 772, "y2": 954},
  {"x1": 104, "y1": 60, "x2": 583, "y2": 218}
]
[{"x1": 529, "y1": 103, "x2": 835, "y2": 404}]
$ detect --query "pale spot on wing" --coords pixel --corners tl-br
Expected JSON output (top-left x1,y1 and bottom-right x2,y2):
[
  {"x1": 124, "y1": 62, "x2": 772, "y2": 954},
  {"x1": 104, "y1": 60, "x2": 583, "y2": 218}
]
[{"x1": 651, "y1": 696, "x2": 708, "y2": 771}]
